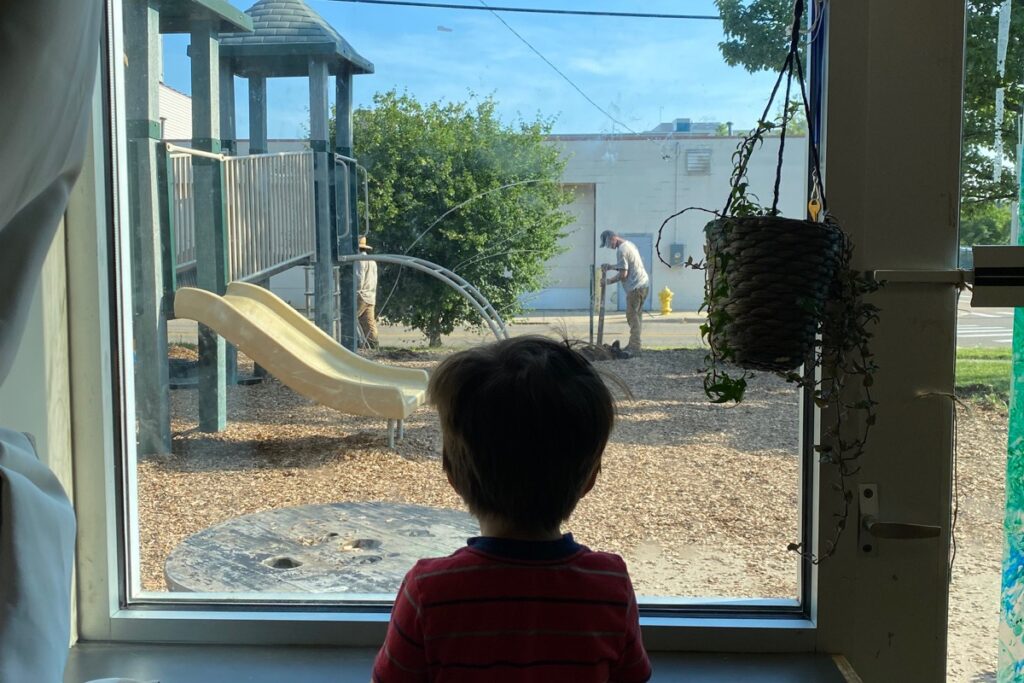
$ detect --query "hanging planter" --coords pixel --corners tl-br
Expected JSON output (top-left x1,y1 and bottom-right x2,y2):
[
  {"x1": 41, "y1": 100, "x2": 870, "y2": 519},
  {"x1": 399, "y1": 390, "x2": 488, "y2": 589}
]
[
  {"x1": 658, "y1": 0, "x2": 880, "y2": 562},
  {"x1": 705, "y1": 214, "x2": 842, "y2": 372}
]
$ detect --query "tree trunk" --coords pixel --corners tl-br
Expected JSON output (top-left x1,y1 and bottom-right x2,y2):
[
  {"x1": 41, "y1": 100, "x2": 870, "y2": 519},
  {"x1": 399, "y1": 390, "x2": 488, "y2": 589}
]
[{"x1": 427, "y1": 330, "x2": 442, "y2": 347}]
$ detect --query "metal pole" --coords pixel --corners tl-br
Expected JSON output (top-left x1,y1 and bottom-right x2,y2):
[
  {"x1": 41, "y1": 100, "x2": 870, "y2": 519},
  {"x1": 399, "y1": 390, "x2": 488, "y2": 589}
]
[
  {"x1": 309, "y1": 57, "x2": 334, "y2": 336},
  {"x1": 191, "y1": 19, "x2": 228, "y2": 432},
  {"x1": 335, "y1": 69, "x2": 359, "y2": 350},
  {"x1": 124, "y1": 0, "x2": 171, "y2": 454}
]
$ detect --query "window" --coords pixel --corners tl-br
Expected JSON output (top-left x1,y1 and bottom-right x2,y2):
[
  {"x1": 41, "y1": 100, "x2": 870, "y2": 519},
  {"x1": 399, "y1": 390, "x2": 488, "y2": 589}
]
[
  {"x1": 112, "y1": 0, "x2": 815, "y2": 610},
  {"x1": 109, "y1": 0, "x2": 813, "y2": 612},
  {"x1": 67, "y1": 1, "x2": 959, "y2": 672}
]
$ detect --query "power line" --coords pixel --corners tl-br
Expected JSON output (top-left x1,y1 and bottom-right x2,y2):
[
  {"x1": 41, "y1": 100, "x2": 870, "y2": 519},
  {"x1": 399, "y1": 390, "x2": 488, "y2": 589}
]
[
  {"x1": 325, "y1": 0, "x2": 721, "y2": 20},
  {"x1": 476, "y1": 0, "x2": 640, "y2": 135}
]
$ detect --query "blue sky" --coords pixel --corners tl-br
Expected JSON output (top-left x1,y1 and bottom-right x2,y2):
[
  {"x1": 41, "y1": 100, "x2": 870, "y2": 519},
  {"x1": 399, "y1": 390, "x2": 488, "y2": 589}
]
[{"x1": 161, "y1": 0, "x2": 782, "y2": 139}]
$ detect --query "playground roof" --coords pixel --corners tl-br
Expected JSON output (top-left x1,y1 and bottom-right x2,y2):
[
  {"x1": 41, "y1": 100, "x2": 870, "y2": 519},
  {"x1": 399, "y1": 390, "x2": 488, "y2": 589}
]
[
  {"x1": 220, "y1": 0, "x2": 374, "y2": 78},
  {"x1": 154, "y1": 0, "x2": 253, "y2": 34}
]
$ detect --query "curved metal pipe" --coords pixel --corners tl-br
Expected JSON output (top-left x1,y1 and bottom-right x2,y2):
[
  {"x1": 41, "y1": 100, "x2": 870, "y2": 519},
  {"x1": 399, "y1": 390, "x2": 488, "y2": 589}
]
[{"x1": 338, "y1": 253, "x2": 509, "y2": 340}]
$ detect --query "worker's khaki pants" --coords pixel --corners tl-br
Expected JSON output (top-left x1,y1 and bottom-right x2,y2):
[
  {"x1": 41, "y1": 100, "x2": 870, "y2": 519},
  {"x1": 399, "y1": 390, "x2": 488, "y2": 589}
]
[
  {"x1": 357, "y1": 299, "x2": 378, "y2": 348},
  {"x1": 625, "y1": 286, "x2": 647, "y2": 354}
]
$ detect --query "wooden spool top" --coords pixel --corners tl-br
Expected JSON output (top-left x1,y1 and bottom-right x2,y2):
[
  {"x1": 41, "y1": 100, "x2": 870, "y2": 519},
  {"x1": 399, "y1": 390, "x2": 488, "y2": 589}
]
[{"x1": 164, "y1": 501, "x2": 478, "y2": 594}]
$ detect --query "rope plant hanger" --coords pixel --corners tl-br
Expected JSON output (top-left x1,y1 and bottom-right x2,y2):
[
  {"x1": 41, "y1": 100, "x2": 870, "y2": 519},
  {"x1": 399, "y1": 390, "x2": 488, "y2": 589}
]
[{"x1": 657, "y1": 0, "x2": 881, "y2": 563}]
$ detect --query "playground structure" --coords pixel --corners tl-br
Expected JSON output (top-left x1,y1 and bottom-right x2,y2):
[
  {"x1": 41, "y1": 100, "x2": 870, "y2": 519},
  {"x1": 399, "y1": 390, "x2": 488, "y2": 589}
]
[
  {"x1": 126, "y1": 0, "x2": 505, "y2": 454},
  {"x1": 175, "y1": 283, "x2": 428, "y2": 447}
]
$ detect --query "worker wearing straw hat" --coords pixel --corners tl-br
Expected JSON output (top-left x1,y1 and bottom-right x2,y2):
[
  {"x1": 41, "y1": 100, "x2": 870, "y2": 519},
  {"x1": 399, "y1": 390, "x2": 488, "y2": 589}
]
[{"x1": 354, "y1": 236, "x2": 379, "y2": 348}]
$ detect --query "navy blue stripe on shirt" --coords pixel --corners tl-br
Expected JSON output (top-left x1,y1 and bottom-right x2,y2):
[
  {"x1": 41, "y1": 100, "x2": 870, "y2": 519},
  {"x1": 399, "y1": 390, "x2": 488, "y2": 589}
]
[{"x1": 466, "y1": 533, "x2": 585, "y2": 561}]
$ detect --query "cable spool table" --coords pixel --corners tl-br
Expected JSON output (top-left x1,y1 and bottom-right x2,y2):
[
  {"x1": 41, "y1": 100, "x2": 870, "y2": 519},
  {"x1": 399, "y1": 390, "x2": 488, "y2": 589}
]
[{"x1": 164, "y1": 501, "x2": 478, "y2": 593}]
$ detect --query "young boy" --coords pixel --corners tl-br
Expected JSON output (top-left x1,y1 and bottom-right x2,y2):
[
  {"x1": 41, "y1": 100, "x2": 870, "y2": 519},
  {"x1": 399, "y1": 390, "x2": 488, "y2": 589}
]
[{"x1": 372, "y1": 336, "x2": 651, "y2": 683}]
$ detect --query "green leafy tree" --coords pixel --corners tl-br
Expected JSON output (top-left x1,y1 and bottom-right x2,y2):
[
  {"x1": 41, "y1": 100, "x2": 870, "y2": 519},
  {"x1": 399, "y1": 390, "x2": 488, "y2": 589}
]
[
  {"x1": 960, "y1": 201, "x2": 1012, "y2": 246},
  {"x1": 717, "y1": 0, "x2": 798, "y2": 73},
  {"x1": 715, "y1": 0, "x2": 1023, "y2": 215},
  {"x1": 350, "y1": 90, "x2": 572, "y2": 346}
]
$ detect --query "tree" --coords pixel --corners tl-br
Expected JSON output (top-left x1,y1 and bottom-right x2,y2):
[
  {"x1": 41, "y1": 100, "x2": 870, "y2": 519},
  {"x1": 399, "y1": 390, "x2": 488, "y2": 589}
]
[
  {"x1": 717, "y1": 0, "x2": 797, "y2": 74},
  {"x1": 350, "y1": 90, "x2": 572, "y2": 346},
  {"x1": 960, "y1": 201, "x2": 1012, "y2": 246},
  {"x1": 715, "y1": 0, "x2": 1024, "y2": 211}
]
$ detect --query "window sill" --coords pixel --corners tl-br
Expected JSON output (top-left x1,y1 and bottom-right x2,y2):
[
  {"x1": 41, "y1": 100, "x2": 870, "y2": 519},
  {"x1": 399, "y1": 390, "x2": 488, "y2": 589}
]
[{"x1": 65, "y1": 643, "x2": 854, "y2": 682}]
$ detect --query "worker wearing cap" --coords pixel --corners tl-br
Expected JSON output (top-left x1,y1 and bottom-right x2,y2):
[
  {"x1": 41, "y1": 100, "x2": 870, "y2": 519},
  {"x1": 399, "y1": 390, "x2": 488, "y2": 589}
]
[
  {"x1": 354, "y1": 236, "x2": 379, "y2": 349},
  {"x1": 600, "y1": 230, "x2": 649, "y2": 357}
]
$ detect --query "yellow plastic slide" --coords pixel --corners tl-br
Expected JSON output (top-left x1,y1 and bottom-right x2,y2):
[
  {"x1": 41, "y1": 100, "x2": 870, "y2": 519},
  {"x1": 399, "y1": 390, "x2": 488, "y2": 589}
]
[{"x1": 174, "y1": 283, "x2": 428, "y2": 432}]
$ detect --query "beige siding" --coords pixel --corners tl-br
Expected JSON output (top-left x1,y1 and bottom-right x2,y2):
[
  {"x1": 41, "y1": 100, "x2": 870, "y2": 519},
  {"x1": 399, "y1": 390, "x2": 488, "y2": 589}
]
[{"x1": 158, "y1": 83, "x2": 192, "y2": 140}]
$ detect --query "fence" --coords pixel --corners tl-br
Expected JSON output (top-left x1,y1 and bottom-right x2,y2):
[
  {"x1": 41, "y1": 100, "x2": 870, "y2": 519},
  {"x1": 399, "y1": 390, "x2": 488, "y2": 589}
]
[{"x1": 171, "y1": 150, "x2": 316, "y2": 286}]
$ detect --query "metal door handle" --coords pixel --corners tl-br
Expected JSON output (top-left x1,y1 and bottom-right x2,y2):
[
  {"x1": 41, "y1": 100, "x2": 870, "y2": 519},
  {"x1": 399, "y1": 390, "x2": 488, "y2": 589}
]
[{"x1": 862, "y1": 515, "x2": 941, "y2": 539}]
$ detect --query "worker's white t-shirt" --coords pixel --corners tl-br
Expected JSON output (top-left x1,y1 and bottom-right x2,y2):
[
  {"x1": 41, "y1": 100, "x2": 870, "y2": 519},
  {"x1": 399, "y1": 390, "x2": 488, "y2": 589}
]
[{"x1": 616, "y1": 240, "x2": 649, "y2": 292}]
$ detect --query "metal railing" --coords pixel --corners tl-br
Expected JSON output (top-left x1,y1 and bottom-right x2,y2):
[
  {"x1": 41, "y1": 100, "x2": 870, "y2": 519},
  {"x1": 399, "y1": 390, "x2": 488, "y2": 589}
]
[
  {"x1": 334, "y1": 153, "x2": 370, "y2": 240},
  {"x1": 171, "y1": 153, "x2": 197, "y2": 282},
  {"x1": 169, "y1": 146, "x2": 316, "y2": 285}
]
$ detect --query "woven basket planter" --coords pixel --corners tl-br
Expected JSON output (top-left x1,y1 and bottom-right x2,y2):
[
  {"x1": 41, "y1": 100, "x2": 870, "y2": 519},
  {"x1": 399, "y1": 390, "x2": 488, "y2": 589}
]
[{"x1": 705, "y1": 216, "x2": 844, "y2": 372}]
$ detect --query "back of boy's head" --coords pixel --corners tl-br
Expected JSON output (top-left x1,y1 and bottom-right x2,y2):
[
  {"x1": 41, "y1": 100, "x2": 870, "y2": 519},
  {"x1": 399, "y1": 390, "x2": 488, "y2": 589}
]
[{"x1": 429, "y1": 336, "x2": 615, "y2": 533}]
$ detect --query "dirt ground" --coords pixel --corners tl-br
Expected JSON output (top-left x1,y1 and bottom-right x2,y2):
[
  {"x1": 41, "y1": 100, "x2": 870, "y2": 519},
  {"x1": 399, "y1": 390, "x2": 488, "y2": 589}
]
[{"x1": 140, "y1": 346, "x2": 1005, "y2": 681}]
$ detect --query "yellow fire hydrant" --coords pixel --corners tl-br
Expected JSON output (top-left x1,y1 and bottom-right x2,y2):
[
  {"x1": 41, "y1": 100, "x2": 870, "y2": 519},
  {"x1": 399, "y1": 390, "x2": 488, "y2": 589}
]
[{"x1": 659, "y1": 286, "x2": 674, "y2": 315}]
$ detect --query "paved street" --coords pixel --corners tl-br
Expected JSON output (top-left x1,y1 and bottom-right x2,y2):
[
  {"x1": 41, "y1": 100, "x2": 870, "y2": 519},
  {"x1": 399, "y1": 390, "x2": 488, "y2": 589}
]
[
  {"x1": 168, "y1": 303, "x2": 1017, "y2": 350},
  {"x1": 957, "y1": 304, "x2": 1014, "y2": 348}
]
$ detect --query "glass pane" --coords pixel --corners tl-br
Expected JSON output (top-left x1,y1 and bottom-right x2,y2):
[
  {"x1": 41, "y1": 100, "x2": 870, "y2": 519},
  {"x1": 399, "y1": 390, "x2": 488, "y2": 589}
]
[
  {"x1": 120, "y1": 0, "x2": 809, "y2": 605},
  {"x1": 950, "y1": 1, "x2": 1018, "y2": 680}
]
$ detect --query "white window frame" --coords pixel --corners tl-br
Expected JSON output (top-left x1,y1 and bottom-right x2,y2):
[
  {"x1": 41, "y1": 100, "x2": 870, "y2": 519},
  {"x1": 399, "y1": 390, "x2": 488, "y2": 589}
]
[{"x1": 69, "y1": 2, "x2": 961, "y2": 675}]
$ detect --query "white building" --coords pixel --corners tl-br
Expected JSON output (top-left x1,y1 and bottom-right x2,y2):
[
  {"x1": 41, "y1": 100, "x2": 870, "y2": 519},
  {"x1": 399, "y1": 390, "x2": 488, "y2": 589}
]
[{"x1": 536, "y1": 132, "x2": 808, "y2": 312}]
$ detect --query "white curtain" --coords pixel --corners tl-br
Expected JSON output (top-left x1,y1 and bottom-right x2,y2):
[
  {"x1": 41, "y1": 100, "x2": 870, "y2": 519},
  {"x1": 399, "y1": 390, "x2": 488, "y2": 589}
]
[{"x1": 0, "y1": 1, "x2": 102, "y2": 681}]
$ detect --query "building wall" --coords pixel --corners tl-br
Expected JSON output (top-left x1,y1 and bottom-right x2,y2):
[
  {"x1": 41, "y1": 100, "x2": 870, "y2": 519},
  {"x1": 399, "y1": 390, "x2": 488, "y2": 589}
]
[
  {"x1": 527, "y1": 183, "x2": 595, "y2": 310},
  {"x1": 158, "y1": 83, "x2": 192, "y2": 140},
  {"x1": 534, "y1": 134, "x2": 809, "y2": 312}
]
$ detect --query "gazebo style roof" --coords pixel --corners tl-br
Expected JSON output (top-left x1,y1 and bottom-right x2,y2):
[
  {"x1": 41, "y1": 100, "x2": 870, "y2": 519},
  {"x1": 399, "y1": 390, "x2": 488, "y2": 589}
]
[
  {"x1": 220, "y1": 0, "x2": 374, "y2": 77},
  {"x1": 154, "y1": 0, "x2": 253, "y2": 34}
]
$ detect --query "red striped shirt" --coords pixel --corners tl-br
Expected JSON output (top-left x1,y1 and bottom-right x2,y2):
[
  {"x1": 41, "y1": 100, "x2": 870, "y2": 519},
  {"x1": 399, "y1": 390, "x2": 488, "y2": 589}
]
[{"x1": 372, "y1": 535, "x2": 651, "y2": 683}]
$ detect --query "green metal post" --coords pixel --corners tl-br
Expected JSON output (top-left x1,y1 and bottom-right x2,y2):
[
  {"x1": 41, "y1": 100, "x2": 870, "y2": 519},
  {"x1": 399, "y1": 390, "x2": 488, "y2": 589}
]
[
  {"x1": 125, "y1": 0, "x2": 171, "y2": 455},
  {"x1": 335, "y1": 68, "x2": 358, "y2": 351},
  {"x1": 191, "y1": 19, "x2": 227, "y2": 432},
  {"x1": 310, "y1": 56, "x2": 334, "y2": 336}
]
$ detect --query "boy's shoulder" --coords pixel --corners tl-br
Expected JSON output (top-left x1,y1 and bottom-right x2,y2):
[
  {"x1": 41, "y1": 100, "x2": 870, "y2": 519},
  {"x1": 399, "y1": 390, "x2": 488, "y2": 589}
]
[
  {"x1": 408, "y1": 546, "x2": 477, "y2": 571},
  {"x1": 405, "y1": 545, "x2": 631, "y2": 579}
]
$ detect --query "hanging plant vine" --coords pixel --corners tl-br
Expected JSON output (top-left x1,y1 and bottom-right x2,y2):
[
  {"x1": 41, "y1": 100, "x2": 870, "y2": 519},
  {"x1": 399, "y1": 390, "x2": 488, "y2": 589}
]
[{"x1": 655, "y1": 0, "x2": 881, "y2": 563}]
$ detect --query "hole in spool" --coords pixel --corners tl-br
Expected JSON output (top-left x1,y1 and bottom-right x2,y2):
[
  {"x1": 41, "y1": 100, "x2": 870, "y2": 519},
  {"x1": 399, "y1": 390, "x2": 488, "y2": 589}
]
[
  {"x1": 341, "y1": 538, "x2": 381, "y2": 551},
  {"x1": 264, "y1": 556, "x2": 302, "y2": 569}
]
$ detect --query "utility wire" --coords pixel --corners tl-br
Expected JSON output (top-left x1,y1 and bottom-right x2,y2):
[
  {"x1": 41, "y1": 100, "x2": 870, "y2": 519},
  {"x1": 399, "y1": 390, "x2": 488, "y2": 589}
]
[
  {"x1": 476, "y1": 0, "x2": 640, "y2": 135},
  {"x1": 325, "y1": 0, "x2": 721, "y2": 21}
]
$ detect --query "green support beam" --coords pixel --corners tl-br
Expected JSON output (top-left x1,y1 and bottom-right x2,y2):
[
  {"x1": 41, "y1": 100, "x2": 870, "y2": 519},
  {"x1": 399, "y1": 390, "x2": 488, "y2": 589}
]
[
  {"x1": 309, "y1": 56, "x2": 335, "y2": 336},
  {"x1": 191, "y1": 19, "x2": 228, "y2": 432},
  {"x1": 125, "y1": 0, "x2": 171, "y2": 455},
  {"x1": 335, "y1": 68, "x2": 358, "y2": 351}
]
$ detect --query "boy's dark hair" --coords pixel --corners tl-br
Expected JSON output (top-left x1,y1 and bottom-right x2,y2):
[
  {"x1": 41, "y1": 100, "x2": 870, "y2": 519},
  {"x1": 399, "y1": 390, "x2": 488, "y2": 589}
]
[{"x1": 429, "y1": 336, "x2": 615, "y2": 533}]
